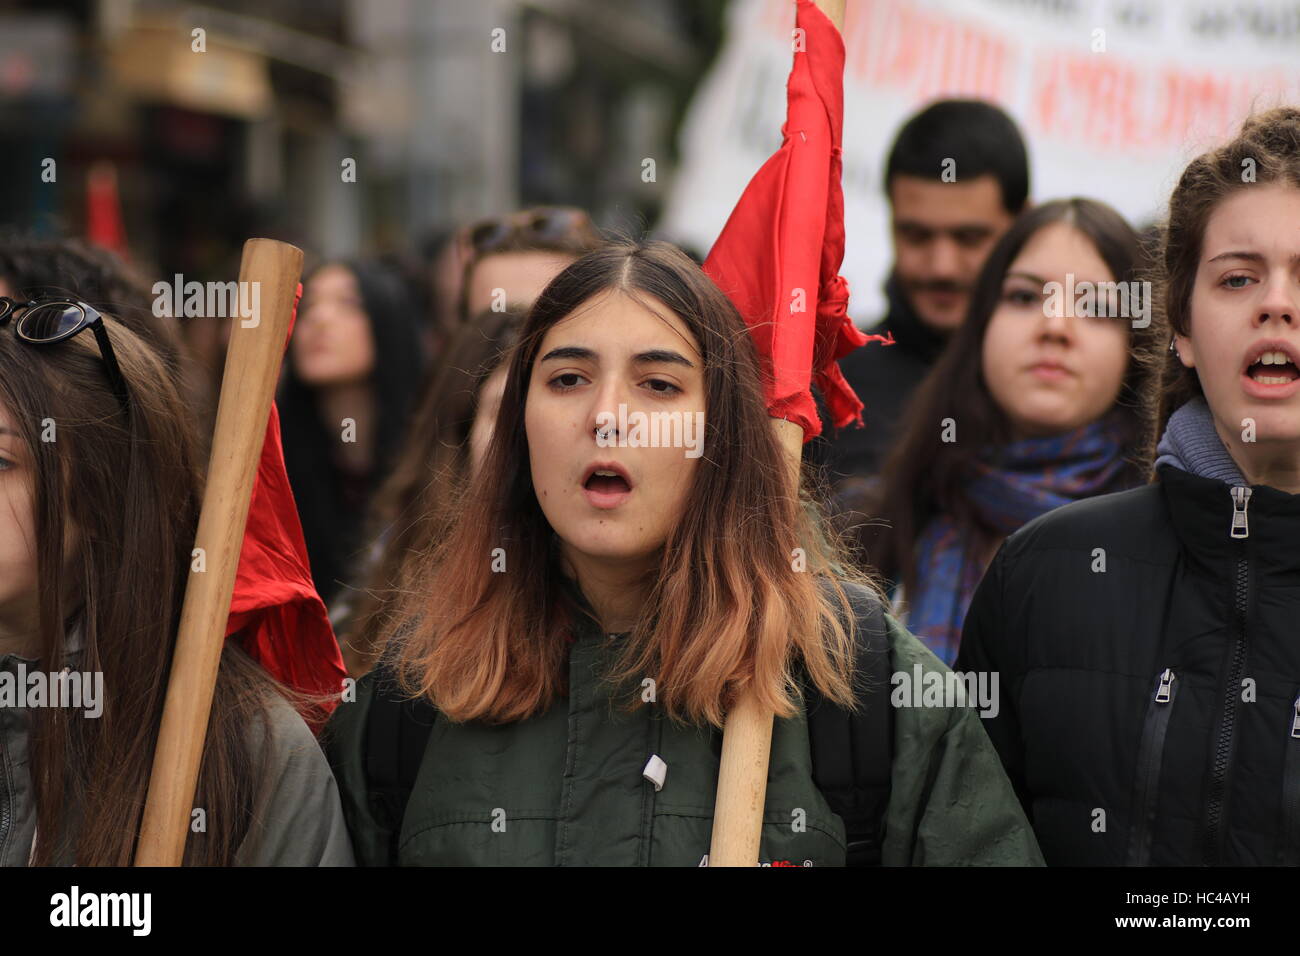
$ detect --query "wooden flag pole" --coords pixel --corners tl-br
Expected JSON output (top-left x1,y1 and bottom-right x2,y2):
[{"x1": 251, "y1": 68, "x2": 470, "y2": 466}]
[
  {"x1": 708, "y1": 0, "x2": 846, "y2": 868},
  {"x1": 135, "y1": 238, "x2": 303, "y2": 866},
  {"x1": 813, "y1": 0, "x2": 845, "y2": 28}
]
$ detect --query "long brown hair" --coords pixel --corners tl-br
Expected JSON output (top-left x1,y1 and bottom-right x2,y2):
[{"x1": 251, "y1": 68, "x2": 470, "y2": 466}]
[
  {"x1": 341, "y1": 305, "x2": 525, "y2": 676},
  {"x1": 869, "y1": 198, "x2": 1159, "y2": 597},
  {"x1": 0, "y1": 316, "x2": 286, "y2": 865},
  {"x1": 388, "y1": 240, "x2": 865, "y2": 728},
  {"x1": 1149, "y1": 106, "x2": 1300, "y2": 463}
]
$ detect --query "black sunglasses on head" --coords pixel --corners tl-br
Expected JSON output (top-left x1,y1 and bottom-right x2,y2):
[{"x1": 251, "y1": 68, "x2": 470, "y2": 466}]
[
  {"x1": 0, "y1": 296, "x2": 130, "y2": 407},
  {"x1": 467, "y1": 207, "x2": 594, "y2": 253}
]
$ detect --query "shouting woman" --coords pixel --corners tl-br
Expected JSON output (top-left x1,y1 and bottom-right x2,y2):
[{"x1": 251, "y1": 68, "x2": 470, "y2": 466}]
[
  {"x1": 325, "y1": 240, "x2": 1042, "y2": 867},
  {"x1": 958, "y1": 107, "x2": 1300, "y2": 865}
]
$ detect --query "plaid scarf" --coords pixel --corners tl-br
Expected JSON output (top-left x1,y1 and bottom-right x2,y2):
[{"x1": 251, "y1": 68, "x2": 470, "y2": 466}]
[{"x1": 906, "y1": 411, "x2": 1132, "y2": 665}]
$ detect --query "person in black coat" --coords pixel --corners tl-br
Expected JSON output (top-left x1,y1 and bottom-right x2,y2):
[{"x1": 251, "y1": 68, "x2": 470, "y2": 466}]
[
  {"x1": 278, "y1": 259, "x2": 426, "y2": 610},
  {"x1": 956, "y1": 106, "x2": 1300, "y2": 866}
]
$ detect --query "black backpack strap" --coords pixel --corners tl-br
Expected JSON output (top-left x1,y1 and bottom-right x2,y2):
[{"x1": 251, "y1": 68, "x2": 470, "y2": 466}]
[
  {"x1": 364, "y1": 664, "x2": 438, "y2": 857},
  {"x1": 805, "y1": 580, "x2": 894, "y2": 866}
]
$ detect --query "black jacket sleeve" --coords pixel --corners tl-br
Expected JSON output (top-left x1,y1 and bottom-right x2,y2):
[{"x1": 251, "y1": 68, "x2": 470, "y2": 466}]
[{"x1": 955, "y1": 542, "x2": 1031, "y2": 817}]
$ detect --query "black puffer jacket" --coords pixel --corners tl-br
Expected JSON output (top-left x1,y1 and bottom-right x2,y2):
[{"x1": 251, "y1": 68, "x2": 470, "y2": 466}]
[{"x1": 957, "y1": 464, "x2": 1300, "y2": 865}]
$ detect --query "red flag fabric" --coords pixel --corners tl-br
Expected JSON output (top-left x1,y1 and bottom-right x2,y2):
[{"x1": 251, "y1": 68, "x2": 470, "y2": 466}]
[
  {"x1": 702, "y1": 0, "x2": 892, "y2": 441},
  {"x1": 225, "y1": 283, "x2": 347, "y2": 730},
  {"x1": 86, "y1": 162, "x2": 129, "y2": 259}
]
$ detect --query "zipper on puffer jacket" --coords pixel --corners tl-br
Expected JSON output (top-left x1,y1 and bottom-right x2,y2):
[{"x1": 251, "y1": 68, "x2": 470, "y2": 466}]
[
  {"x1": 1126, "y1": 668, "x2": 1178, "y2": 865},
  {"x1": 1204, "y1": 486, "x2": 1252, "y2": 865},
  {"x1": 1281, "y1": 692, "x2": 1300, "y2": 865},
  {"x1": 0, "y1": 743, "x2": 11, "y2": 862}
]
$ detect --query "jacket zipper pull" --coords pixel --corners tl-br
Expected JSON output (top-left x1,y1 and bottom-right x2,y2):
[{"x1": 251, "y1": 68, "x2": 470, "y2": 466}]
[
  {"x1": 1155, "y1": 668, "x2": 1176, "y2": 703},
  {"x1": 1230, "y1": 486, "x2": 1252, "y2": 539},
  {"x1": 1291, "y1": 694, "x2": 1300, "y2": 739}
]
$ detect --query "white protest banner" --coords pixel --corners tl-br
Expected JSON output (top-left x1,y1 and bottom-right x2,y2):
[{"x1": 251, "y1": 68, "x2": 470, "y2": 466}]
[{"x1": 660, "y1": 0, "x2": 1300, "y2": 323}]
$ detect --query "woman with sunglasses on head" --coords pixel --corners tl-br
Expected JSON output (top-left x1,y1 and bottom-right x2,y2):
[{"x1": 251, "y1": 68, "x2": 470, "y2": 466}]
[
  {"x1": 957, "y1": 107, "x2": 1300, "y2": 865},
  {"x1": 850, "y1": 198, "x2": 1157, "y2": 666},
  {"x1": 0, "y1": 235, "x2": 220, "y2": 457},
  {"x1": 457, "y1": 207, "x2": 603, "y2": 324},
  {"x1": 0, "y1": 300, "x2": 353, "y2": 865},
  {"x1": 0, "y1": 233, "x2": 184, "y2": 376},
  {"x1": 324, "y1": 240, "x2": 1042, "y2": 867}
]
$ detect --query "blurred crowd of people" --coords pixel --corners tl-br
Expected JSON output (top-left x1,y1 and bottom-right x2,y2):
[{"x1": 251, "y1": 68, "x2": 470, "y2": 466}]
[
  {"x1": 6, "y1": 92, "x2": 1300, "y2": 867},
  {"x1": 4, "y1": 96, "x2": 1143, "y2": 673},
  {"x1": 0, "y1": 97, "x2": 1234, "y2": 678}
]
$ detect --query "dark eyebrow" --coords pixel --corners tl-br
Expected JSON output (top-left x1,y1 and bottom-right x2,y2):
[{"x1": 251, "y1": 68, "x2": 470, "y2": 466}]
[
  {"x1": 0, "y1": 426, "x2": 18, "y2": 437},
  {"x1": 894, "y1": 220, "x2": 994, "y2": 236},
  {"x1": 539, "y1": 346, "x2": 596, "y2": 363},
  {"x1": 633, "y1": 349, "x2": 694, "y2": 368},
  {"x1": 1004, "y1": 271, "x2": 1047, "y2": 286},
  {"x1": 1207, "y1": 250, "x2": 1300, "y2": 264},
  {"x1": 1207, "y1": 250, "x2": 1266, "y2": 264},
  {"x1": 538, "y1": 346, "x2": 695, "y2": 369}
]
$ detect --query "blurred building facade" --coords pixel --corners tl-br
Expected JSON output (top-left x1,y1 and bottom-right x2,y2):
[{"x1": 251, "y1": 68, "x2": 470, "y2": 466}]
[{"x1": 0, "y1": 0, "x2": 724, "y2": 282}]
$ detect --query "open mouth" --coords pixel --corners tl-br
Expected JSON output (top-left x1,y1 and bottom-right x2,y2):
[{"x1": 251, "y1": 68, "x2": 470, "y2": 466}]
[
  {"x1": 581, "y1": 463, "x2": 634, "y2": 509},
  {"x1": 583, "y1": 470, "x2": 631, "y2": 494},
  {"x1": 1245, "y1": 351, "x2": 1300, "y2": 386}
]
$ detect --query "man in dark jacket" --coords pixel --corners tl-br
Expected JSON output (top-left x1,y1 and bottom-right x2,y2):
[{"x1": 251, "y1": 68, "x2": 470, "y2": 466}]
[{"x1": 814, "y1": 100, "x2": 1030, "y2": 484}]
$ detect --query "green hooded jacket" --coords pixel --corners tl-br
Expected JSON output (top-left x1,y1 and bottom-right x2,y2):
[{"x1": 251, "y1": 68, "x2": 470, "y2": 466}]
[{"x1": 325, "y1": 582, "x2": 1042, "y2": 866}]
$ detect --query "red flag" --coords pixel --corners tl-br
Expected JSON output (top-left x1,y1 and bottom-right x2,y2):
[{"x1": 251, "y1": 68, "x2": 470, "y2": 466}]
[
  {"x1": 225, "y1": 284, "x2": 347, "y2": 730},
  {"x1": 702, "y1": 0, "x2": 892, "y2": 441},
  {"x1": 86, "y1": 162, "x2": 129, "y2": 259}
]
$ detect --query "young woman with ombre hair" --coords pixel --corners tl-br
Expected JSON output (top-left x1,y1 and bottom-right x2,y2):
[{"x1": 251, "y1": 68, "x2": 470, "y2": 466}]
[{"x1": 327, "y1": 240, "x2": 1042, "y2": 867}]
